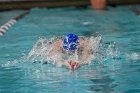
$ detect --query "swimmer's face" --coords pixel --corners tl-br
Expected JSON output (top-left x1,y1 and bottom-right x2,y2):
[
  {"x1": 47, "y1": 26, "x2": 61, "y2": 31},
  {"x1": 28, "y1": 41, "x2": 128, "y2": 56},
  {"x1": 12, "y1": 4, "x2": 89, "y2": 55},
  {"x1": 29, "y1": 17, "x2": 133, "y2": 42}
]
[
  {"x1": 62, "y1": 48, "x2": 77, "y2": 55},
  {"x1": 68, "y1": 50, "x2": 76, "y2": 54}
]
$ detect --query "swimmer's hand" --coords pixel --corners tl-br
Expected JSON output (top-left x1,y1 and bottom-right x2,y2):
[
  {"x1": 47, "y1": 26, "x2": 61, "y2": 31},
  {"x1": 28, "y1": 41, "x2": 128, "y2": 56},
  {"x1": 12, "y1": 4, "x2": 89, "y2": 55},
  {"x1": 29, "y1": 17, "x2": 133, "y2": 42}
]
[{"x1": 66, "y1": 61, "x2": 80, "y2": 70}]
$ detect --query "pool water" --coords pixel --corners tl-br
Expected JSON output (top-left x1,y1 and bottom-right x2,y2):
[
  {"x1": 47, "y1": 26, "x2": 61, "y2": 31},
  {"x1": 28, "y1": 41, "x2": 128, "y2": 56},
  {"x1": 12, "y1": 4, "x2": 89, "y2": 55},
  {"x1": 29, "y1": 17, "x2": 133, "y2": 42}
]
[
  {"x1": 0, "y1": 6, "x2": 140, "y2": 93},
  {"x1": 0, "y1": 10, "x2": 24, "y2": 26}
]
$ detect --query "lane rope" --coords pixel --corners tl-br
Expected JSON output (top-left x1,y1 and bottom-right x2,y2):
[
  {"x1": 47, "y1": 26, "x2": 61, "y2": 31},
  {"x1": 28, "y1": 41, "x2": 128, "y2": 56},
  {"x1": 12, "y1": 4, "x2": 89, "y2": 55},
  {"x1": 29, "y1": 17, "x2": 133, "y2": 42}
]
[
  {"x1": 128, "y1": 5, "x2": 140, "y2": 16},
  {"x1": 0, "y1": 10, "x2": 30, "y2": 36}
]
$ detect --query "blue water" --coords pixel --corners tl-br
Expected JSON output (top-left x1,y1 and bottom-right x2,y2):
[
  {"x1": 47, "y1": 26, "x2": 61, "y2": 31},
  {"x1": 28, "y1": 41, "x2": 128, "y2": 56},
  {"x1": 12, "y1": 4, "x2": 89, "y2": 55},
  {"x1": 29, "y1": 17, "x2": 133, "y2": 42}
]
[{"x1": 0, "y1": 6, "x2": 140, "y2": 93}]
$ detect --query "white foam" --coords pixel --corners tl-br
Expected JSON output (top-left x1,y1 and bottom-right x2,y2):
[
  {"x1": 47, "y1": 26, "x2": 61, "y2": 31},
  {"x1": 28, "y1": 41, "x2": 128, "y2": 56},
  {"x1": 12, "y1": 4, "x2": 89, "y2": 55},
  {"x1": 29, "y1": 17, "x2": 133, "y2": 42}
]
[
  {"x1": 81, "y1": 21, "x2": 93, "y2": 26},
  {"x1": 128, "y1": 52, "x2": 140, "y2": 60},
  {"x1": 24, "y1": 35, "x2": 114, "y2": 66},
  {"x1": 106, "y1": 42, "x2": 119, "y2": 57},
  {"x1": 1, "y1": 34, "x2": 120, "y2": 68}
]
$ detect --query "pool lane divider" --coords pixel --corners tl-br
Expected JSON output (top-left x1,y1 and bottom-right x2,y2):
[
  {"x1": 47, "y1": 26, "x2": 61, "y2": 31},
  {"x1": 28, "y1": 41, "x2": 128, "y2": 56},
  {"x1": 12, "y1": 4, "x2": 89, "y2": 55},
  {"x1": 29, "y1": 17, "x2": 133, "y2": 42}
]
[
  {"x1": 128, "y1": 5, "x2": 140, "y2": 16},
  {"x1": 0, "y1": 10, "x2": 30, "y2": 36}
]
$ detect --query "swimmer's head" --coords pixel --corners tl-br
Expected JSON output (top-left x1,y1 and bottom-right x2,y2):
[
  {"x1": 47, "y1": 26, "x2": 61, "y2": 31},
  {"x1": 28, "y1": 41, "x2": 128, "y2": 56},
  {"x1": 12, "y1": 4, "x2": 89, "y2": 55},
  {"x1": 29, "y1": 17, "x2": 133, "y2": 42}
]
[{"x1": 63, "y1": 33, "x2": 79, "y2": 51}]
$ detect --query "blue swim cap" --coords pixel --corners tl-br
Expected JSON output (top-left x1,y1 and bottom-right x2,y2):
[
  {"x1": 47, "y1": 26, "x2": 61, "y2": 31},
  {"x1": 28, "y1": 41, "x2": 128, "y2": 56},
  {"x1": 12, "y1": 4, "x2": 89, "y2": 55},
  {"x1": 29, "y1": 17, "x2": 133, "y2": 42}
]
[{"x1": 63, "y1": 34, "x2": 79, "y2": 51}]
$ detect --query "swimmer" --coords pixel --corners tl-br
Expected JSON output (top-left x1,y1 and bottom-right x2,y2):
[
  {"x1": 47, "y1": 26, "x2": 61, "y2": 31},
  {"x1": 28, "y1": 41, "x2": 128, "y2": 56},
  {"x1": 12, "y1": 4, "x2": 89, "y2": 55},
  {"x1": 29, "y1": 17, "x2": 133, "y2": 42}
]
[{"x1": 49, "y1": 34, "x2": 92, "y2": 70}]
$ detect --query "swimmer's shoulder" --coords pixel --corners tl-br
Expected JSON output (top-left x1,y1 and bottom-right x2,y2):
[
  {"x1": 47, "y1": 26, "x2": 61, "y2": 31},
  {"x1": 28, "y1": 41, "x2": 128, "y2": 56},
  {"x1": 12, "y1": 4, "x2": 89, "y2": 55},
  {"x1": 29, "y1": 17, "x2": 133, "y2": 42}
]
[{"x1": 79, "y1": 36, "x2": 89, "y2": 46}]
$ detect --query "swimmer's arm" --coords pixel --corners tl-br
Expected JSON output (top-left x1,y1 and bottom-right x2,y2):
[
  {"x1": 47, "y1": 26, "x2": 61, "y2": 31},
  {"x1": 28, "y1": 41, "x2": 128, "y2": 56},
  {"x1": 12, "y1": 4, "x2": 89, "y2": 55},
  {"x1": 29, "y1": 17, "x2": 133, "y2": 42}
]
[
  {"x1": 62, "y1": 61, "x2": 71, "y2": 69},
  {"x1": 79, "y1": 48, "x2": 92, "y2": 65},
  {"x1": 49, "y1": 39, "x2": 62, "y2": 56},
  {"x1": 78, "y1": 38, "x2": 92, "y2": 64}
]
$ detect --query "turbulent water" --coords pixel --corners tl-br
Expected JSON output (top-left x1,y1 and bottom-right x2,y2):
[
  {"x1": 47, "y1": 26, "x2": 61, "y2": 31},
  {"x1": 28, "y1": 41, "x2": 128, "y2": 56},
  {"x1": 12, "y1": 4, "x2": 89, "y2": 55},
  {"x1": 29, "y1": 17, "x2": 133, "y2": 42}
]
[
  {"x1": 1, "y1": 7, "x2": 140, "y2": 93},
  {"x1": 1, "y1": 33, "x2": 140, "y2": 93},
  {"x1": 1, "y1": 33, "x2": 120, "y2": 68}
]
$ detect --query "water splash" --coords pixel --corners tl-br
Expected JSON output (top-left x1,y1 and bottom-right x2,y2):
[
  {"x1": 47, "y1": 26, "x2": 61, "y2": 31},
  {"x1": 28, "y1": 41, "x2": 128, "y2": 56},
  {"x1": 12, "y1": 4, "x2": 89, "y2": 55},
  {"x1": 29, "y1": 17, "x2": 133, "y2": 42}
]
[
  {"x1": 126, "y1": 52, "x2": 140, "y2": 61},
  {"x1": 23, "y1": 34, "x2": 120, "y2": 65},
  {"x1": 1, "y1": 34, "x2": 121, "y2": 68}
]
